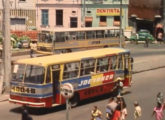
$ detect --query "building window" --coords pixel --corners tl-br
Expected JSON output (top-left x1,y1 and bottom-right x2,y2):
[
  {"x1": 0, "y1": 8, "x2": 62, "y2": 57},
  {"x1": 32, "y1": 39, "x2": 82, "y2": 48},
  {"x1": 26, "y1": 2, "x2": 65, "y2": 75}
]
[
  {"x1": 87, "y1": 11, "x2": 91, "y2": 13},
  {"x1": 10, "y1": 18, "x2": 25, "y2": 25},
  {"x1": 100, "y1": 16, "x2": 106, "y2": 22},
  {"x1": 72, "y1": 11, "x2": 76, "y2": 14},
  {"x1": 99, "y1": 16, "x2": 107, "y2": 26},
  {"x1": 114, "y1": 16, "x2": 120, "y2": 26},
  {"x1": 41, "y1": 10, "x2": 48, "y2": 26},
  {"x1": 56, "y1": 10, "x2": 63, "y2": 26},
  {"x1": 70, "y1": 17, "x2": 77, "y2": 28}
]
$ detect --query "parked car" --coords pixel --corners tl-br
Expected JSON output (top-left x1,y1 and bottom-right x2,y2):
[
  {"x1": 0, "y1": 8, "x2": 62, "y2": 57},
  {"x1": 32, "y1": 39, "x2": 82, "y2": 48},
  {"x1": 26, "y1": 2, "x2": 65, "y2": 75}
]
[{"x1": 130, "y1": 29, "x2": 155, "y2": 43}]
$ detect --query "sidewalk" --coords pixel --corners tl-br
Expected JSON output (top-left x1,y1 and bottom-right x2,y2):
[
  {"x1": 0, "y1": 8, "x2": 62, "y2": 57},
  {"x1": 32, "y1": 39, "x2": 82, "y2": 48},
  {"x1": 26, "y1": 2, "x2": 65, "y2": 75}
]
[{"x1": 0, "y1": 93, "x2": 9, "y2": 102}]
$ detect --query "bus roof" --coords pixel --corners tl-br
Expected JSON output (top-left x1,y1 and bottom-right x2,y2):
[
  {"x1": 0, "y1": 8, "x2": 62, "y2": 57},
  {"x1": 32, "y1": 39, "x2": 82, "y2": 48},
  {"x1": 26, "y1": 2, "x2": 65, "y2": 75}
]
[
  {"x1": 15, "y1": 48, "x2": 130, "y2": 66},
  {"x1": 39, "y1": 26, "x2": 119, "y2": 33}
]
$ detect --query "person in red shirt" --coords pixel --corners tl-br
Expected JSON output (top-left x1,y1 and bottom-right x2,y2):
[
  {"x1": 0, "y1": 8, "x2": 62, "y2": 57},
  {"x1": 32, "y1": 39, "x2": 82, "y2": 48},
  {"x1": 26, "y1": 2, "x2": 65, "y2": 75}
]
[{"x1": 111, "y1": 104, "x2": 121, "y2": 120}]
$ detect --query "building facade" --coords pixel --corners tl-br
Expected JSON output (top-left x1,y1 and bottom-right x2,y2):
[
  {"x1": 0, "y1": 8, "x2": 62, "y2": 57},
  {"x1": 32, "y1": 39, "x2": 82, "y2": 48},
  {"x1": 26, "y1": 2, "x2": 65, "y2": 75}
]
[
  {"x1": 0, "y1": 0, "x2": 36, "y2": 31},
  {"x1": 36, "y1": 0, "x2": 82, "y2": 30},
  {"x1": 82, "y1": 0, "x2": 129, "y2": 29},
  {"x1": 36, "y1": 0, "x2": 129, "y2": 30}
]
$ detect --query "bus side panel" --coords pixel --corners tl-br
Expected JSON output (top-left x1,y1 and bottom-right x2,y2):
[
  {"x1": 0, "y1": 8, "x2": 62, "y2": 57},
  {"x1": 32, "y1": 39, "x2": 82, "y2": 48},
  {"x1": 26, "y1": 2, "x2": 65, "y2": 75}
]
[
  {"x1": 10, "y1": 94, "x2": 53, "y2": 108},
  {"x1": 78, "y1": 82, "x2": 115, "y2": 100},
  {"x1": 123, "y1": 76, "x2": 131, "y2": 87}
]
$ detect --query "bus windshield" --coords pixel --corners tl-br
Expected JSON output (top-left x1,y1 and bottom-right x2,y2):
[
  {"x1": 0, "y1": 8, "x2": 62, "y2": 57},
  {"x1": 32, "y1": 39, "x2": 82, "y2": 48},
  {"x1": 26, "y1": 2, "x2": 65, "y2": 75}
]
[{"x1": 12, "y1": 64, "x2": 45, "y2": 84}]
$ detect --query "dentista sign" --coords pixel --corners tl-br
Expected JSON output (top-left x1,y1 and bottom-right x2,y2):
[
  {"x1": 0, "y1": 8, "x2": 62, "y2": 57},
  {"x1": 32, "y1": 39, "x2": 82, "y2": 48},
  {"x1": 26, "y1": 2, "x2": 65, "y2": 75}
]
[{"x1": 96, "y1": 8, "x2": 122, "y2": 16}]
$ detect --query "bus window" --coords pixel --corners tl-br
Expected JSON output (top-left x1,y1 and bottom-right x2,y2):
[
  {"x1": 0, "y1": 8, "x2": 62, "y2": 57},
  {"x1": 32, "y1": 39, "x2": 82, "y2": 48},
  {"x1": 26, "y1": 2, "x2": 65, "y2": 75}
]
[
  {"x1": 77, "y1": 31, "x2": 85, "y2": 40},
  {"x1": 80, "y1": 59, "x2": 95, "y2": 76},
  {"x1": 86, "y1": 31, "x2": 96, "y2": 39},
  {"x1": 114, "y1": 29, "x2": 120, "y2": 37},
  {"x1": 38, "y1": 33, "x2": 45, "y2": 42},
  {"x1": 110, "y1": 30, "x2": 115, "y2": 37},
  {"x1": 105, "y1": 30, "x2": 111, "y2": 37},
  {"x1": 110, "y1": 56, "x2": 117, "y2": 70},
  {"x1": 68, "y1": 32, "x2": 77, "y2": 40},
  {"x1": 46, "y1": 66, "x2": 51, "y2": 83},
  {"x1": 40, "y1": 32, "x2": 52, "y2": 43},
  {"x1": 55, "y1": 32, "x2": 65, "y2": 42},
  {"x1": 63, "y1": 62, "x2": 80, "y2": 80},
  {"x1": 12, "y1": 64, "x2": 25, "y2": 82},
  {"x1": 97, "y1": 57, "x2": 109, "y2": 72},
  {"x1": 96, "y1": 30, "x2": 104, "y2": 38},
  {"x1": 24, "y1": 65, "x2": 45, "y2": 84},
  {"x1": 118, "y1": 55, "x2": 123, "y2": 70}
]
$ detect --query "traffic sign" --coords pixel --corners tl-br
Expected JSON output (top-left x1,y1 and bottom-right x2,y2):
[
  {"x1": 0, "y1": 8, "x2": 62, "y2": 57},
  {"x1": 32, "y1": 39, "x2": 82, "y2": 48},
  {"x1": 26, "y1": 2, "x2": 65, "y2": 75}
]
[{"x1": 60, "y1": 83, "x2": 74, "y2": 99}]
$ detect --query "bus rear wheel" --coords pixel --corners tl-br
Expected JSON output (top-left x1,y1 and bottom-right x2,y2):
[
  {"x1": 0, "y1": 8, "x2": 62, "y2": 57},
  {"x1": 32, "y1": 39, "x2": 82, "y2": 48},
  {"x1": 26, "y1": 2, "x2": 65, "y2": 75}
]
[{"x1": 69, "y1": 93, "x2": 79, "y2": 107}]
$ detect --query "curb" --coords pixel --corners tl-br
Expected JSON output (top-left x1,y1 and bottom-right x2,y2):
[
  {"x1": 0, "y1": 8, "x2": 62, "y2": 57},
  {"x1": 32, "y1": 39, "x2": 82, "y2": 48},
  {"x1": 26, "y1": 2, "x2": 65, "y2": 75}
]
[
  {"x1": 133, "y1": 65, "x2": 165, "y2": 74},
  {"x1": 0, "y1": 98, "x2": 8, "y2": 102},
  {"x1": 12, "y1": 50, "x2": 30, "y2": 56},
  {"x1": 0, "y1": 94, "x2": 9, "y2": 102}
]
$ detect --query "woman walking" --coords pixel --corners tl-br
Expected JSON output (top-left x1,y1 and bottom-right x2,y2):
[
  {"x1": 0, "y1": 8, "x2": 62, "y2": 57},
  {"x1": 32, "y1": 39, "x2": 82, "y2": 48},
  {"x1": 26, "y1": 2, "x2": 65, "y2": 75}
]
[{"x1": 152, "y1": 102, "x2": 165, "y2": 120}]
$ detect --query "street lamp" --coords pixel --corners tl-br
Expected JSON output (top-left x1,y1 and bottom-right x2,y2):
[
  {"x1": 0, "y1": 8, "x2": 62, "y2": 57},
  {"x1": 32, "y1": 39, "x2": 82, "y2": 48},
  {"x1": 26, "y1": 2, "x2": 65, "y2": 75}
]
[{"x1": 119, "y1": 0, "x2": 122, "y2": 48}]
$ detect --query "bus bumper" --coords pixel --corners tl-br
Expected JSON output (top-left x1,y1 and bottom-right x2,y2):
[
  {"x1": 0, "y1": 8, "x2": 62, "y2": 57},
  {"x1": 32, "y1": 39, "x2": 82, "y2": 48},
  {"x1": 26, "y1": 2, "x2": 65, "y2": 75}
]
[{"x1": 9, "y1": 98, "x2": 45, "y2": 108}]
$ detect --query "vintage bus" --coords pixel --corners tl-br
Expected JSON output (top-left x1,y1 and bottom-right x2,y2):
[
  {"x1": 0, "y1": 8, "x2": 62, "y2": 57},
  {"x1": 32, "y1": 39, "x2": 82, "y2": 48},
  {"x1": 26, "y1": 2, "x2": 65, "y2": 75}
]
[
  {"x1": 9, "y1": 48, "x2": 132, "y2": 108},
  {"x1": 37, "y1": 27, "x2": 125, "y2": 54}
]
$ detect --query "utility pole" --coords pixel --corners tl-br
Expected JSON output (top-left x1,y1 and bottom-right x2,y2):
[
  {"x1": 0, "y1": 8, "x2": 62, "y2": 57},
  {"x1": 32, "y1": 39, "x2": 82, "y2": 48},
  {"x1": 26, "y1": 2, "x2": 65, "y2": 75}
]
[
  {"x1": 163, "y1": 0, "x2": 165, "y2": 32},
  {"x1": 119, "y1": 0, "x2": 122, "y2": 48},
  {"x1": 82, "y1": 0, "x2": 86, "y2": 27},
  {"x1": 2, "y1": 0, "x2": 11, "y2": 93}
]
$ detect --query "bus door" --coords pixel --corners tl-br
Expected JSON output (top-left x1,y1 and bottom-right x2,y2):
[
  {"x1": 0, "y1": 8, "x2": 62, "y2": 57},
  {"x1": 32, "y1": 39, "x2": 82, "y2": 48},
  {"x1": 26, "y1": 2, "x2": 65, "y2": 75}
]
[
  {"x1": 51, "y1": 64, "x2": 61, "y2": 104},
  {"x1": 124, "y1": 54, "x2": 132, "y2": 86}
]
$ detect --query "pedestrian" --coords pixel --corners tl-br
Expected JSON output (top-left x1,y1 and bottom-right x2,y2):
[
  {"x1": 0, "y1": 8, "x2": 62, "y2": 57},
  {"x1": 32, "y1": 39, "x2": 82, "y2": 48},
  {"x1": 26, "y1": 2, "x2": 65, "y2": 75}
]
[
  {"x1": 120, "y1": 98, "x2": 128, "y2": 120},
  {"x1": 156, "y1": 92, "x2": 164, "y2": 105},
  {"x1": 133, "y1": 101, "x2": 142, "y2": 120},
  {"x1": 157, "y1": 32, "x2": 163, "y2": 44},
  {"x1": 22, "y1": 106, "x2": 33, "y2": 120},
  {"x1": 152, "y1": 102, "x2": 165, "y2": 120},
  {"x1": 144, "y1": 37, "x2": 149, "y2": 47},
  {"x1": 115, "y1": 79, "x2": 123, "y2": 96},
  {"x1": 29, "y1": 41, "x2": 37, "y2": 58},
  {"x1": 91, "y1": 106, "x2": 102, "y2": 120},
  {"x1": 106, "y1": 97, "x2": 117, "y2": 120},
  {"x1": 111, "y1": 104, "x2": 121, "y2": 120}
]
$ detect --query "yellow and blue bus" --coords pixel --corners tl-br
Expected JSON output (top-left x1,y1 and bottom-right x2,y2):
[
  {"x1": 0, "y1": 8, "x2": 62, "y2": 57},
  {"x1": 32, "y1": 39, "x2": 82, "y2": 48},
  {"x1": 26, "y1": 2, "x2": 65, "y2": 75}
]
[
  {"x1": 9, "y1": 48, "x2": 132, "y2": 108},
  {"x1": 37, "y1": 27, "x2": 125, "y2": 54}
]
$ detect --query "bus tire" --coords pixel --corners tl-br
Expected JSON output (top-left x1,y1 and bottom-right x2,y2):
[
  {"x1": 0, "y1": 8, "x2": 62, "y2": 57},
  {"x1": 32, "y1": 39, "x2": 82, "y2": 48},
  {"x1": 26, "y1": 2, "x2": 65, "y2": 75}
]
[{"x1": 69, "y1": 93, "x2": 79, "y2": 107}]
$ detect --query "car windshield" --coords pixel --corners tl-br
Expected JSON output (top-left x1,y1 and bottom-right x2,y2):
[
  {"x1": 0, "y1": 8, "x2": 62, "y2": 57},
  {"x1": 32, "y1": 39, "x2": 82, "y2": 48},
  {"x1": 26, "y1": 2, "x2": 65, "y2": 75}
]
[
  {"x1": 12, "y1": 64, "x2": 45, "y2": 84},
  {"x1": 139, "y1": 29, "x2": 149, "y2": 33}
]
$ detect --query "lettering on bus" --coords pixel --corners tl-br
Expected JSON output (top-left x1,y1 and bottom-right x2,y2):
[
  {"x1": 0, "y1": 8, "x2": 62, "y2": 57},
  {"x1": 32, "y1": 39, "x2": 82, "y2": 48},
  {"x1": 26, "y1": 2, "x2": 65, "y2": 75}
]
[
  {"x1": 78, "y1": 73, "x2": 114, "y2": 87},
  {"x1": 11, "y1": 86, "x2": 36, "y2": 94},
  {"x1": 84, "y1": 87, "x2": 103, "y2": 96}
]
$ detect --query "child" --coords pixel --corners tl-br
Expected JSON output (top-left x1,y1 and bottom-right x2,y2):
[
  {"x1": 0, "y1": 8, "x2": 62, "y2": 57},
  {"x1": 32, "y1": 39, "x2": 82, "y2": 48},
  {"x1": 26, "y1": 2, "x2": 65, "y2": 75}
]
[{"x1": 133, "y1": 101, "x2": 142, "y2": 120}]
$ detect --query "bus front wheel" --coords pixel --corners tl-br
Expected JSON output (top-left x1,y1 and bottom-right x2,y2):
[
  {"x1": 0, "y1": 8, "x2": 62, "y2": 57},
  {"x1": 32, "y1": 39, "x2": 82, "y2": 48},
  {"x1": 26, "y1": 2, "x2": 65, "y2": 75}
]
[{"x1": 69, "y1": 93, "x2": 79, "y2": 107}]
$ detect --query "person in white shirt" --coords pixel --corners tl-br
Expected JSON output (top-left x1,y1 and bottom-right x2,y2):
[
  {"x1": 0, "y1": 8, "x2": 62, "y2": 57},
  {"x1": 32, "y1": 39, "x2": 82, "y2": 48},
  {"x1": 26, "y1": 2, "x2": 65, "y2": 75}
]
[{"x1": 133, "y1": 101, "x2": 142, "y2": 120}]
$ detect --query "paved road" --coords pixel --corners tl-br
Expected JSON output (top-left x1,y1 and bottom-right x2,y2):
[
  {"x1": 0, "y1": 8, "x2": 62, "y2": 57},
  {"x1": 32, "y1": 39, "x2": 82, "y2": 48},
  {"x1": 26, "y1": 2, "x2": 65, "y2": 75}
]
[
  {"x1": 0, "y1": 67, "x2": 165, "y2": 120},
  {"x1": 0, "y1": 43, "x2": 165, "y2": 120}
]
